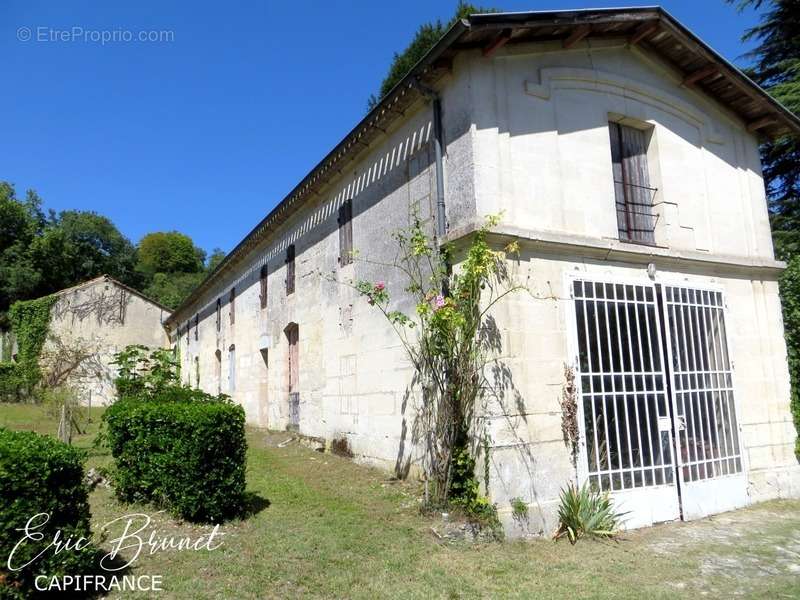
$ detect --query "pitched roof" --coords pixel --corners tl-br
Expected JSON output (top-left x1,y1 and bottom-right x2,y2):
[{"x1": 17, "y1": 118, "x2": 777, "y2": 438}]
[
  {"x1": 166, "y1": 6, "x2": 800, "y2": 324},
  {"x1": 52, "y1": 275, "x2": 172, "y2": 313}
]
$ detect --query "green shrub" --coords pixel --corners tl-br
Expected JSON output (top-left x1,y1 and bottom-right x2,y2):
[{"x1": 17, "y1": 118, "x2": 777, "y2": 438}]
[
  {"x1": 111, "y1": 344, "x2": 180, "y2": 400},
  {"x1": 0, "y1": 428, "x2": 98, "y2": 598},
  {"x1": 103, "y1": 398, "x2": 246, "y2": 522},
  {"x1": 554, "y1": 482, "x2": 626, "y2": 544},
  {"x1": 0, "y1": 363, "x2": 29, "y2": 402}
]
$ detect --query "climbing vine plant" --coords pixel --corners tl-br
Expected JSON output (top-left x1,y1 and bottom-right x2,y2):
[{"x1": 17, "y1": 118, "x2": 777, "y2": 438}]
[
  {"x1": 349, "y1": 213, "x2": 525, "y2": 516},
  {"x1": 0, "y1": 295, "x2": 57, "y2": 400}
]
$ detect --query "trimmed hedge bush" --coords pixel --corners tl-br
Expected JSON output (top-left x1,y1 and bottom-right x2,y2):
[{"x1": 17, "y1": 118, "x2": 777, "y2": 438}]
[
  {"x1": 103, "y1": 399, "x2": 247, "y2": 522},
  {"x1": 0, "y1": 428, "x2": 98, "y2": 599}
]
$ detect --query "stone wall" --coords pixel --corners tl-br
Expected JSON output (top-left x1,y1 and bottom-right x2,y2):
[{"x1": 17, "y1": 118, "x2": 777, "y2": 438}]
[{"x1": 45, "y1": 278, "x2": 169, "y2": 405}]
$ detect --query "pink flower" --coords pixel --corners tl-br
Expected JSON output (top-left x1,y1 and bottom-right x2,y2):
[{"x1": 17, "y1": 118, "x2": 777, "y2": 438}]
[
  {"x1": 375, "y1": 281, "x2": 385, "y2": 292},
  {"x1": 434, "y1": 294, "x2": 445, "y2": 309}
]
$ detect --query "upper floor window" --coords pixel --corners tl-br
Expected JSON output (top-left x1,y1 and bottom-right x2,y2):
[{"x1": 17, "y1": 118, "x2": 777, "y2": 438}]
[
  {"x1": 229, "y1": 288, "x2": 236, "y2": 325},
  {"x1": 260, "y1": 264, "x2": 268, "y2": 310},
  {"x1": 194, "y1": 313, "x2": 199, "y2": 341},
  {"x1": 338, "y1": 199, "x2": 353, "y2": 266},
  {"x1": 185, "y1": 320, "x2": 190, "y2": 344},
  {"x1": 286, "y1": 244, "x2": 295, "y2": 295},
  {"x1": 216, "y1": 298, "x2": 221, "y2": 331},
  {"x1": 609, "y1": 121, "x2": 657, "y2": 245}
]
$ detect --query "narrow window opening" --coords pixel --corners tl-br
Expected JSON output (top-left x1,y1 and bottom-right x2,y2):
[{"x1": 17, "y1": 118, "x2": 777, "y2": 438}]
[
  {"x1": 216, "y1": 299, "x2": 221, "y2": 332},
  {"x1": 338, "y1": 199, "x2": 353, "y2": 266},
  {"x1": 194, "y1": 313, "x2": 199, "y2": 341},
  {"x1": 229, "y1": 287, "x2": 236, "y2": 325},
  {"x1": 260, "y1": 264, "x2": 268, "y2": 310},
  {"x1": 286, "y1": 245, "x2": 296, "y2": 295},
  {"x1": 609, "y1": 122, "x2": 657, "y2": 245}
]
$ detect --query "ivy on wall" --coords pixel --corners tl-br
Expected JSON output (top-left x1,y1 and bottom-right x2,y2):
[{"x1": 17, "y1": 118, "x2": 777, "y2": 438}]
[
  {"x1": 780, "y1": 257, "x2": 800, "y2": 457},
  {"x1": 0, "y1": 295, "x2": 57, "y2": 401}
]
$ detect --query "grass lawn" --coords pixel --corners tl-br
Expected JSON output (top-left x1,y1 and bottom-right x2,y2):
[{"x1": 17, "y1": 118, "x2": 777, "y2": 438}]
[{"x1": 2, "y1": 402, "x2": 800, "y2": 599}]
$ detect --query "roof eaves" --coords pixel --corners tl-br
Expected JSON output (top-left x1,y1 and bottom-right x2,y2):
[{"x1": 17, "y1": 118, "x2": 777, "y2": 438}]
[{"x1": 165, "y1": 17, "x2": 471, "y2": 325}]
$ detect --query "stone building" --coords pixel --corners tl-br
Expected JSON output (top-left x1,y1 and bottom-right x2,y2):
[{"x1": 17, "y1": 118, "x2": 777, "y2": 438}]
[
  {"x1": 42, "y1": 275, "x2": 170, "y2": 405},
  {"x1": 165, "y1": 8, "x2": 800, "y2": 534}
]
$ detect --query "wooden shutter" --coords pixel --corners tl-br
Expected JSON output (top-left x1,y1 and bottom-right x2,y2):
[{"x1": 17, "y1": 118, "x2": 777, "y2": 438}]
[
  {"x1": 338, "y1": 199, "x2": 353, "y2": 266},
  {"x1": 229, "y1": 288, "x2": 235, "y2": 325},
  {"x1": 260, "y1": 265, "x2": 268, "y2": 309},
  {"x1": 286, "y1": 245, "x2": 295, "y2": 295},
  {"x1": 609, "y1": 122, "x2": 655, "y2": 244}
]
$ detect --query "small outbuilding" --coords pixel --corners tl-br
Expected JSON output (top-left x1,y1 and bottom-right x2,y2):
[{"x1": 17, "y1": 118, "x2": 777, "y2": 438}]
[{"x1": 2, "y1": 275, "x2": 171, "y2": 405}]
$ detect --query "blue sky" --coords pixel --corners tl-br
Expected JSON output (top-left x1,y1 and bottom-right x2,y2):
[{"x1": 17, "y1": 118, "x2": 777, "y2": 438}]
[{"x1": 0, "y1": 1, "x2": 761, "y2": 257}]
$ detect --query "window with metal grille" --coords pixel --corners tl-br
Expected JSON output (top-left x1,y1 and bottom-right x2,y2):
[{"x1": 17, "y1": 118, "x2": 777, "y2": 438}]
[
  {"x1": 260, "y1": 264, "x2": 268, "y2": 310},
  {"x1": 216, "y1": 298, "x2": 221, "y2": 332},
  {"x1": 286, "y1": 244, "x2": 295, "y2": 295},
  {"x1": 609, "y1": 122, "x2": 657, "y2": 245},
  {"x1": 229, "y1": 288, "x2": 235, "y2": 325},
  {"x1": 338, "y1": 199, "x2": 353, "y2": 266}
]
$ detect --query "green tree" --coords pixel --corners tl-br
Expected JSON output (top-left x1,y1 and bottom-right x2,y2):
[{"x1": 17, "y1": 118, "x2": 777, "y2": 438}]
[
  {"x1": 367, "y1": 3, "x2": 499, "y2": 109},
  {"x1": 207, "y1": 247, "x2": 226, "y2": 272},
  {"x1": 135, "y1": 231, "x2": 210, "y2": 309},
  {"x1": 143, "y1": 272, "x2": 206, "y2": 310},
  {"x1": 0, "y1": 183, "x2": 142, "y2": 325},
  {"x1": 137, "y1": 231, "x2": 206, "y2": 276},
  {"x1": 56, "y1": 210, "x2": 139, "y2": 285}
]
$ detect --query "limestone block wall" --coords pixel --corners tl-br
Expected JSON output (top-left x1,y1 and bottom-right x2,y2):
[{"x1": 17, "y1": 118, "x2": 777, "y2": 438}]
[
  {"x1": 175, "y1": 97, "x2": 475, "y2": 474},
  {"x1": 455, "y1": 41, "x2": 775, "y2": 263},
  {"x1": 45, "y1": 278, "x2": 169, "y2": 405}
]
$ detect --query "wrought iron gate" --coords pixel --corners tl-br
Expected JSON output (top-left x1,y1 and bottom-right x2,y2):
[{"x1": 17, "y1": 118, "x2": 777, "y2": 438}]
[
  {"x1": 571, "y1": 279, "x2": 680, "y2": 526},
  {"x1": 570, "y1": 278, "x2": 747, "y2": 526},
  {"x1": 661, "y1": 285, "x2": 747, "y2": 519}
]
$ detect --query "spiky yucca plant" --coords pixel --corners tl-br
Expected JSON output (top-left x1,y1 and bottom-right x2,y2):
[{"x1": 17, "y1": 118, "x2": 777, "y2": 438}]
[{"x1": 553, "y1": 482, "x2": 626, "y2": 544}]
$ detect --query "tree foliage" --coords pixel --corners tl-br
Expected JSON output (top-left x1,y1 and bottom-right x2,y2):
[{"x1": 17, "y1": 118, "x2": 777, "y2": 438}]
[
  {"x1": 367, "y1": 3, "x2": 499, "y2": 109},
  {"x1": 137, "y1": 231, "x2": 206, "y2": 275},
  {"x1": 0, "y1": 183, "x2": 140, "y2": 320},
  {"x1": 0, "y1": 181, "x2": 220, "y2": 316}
]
